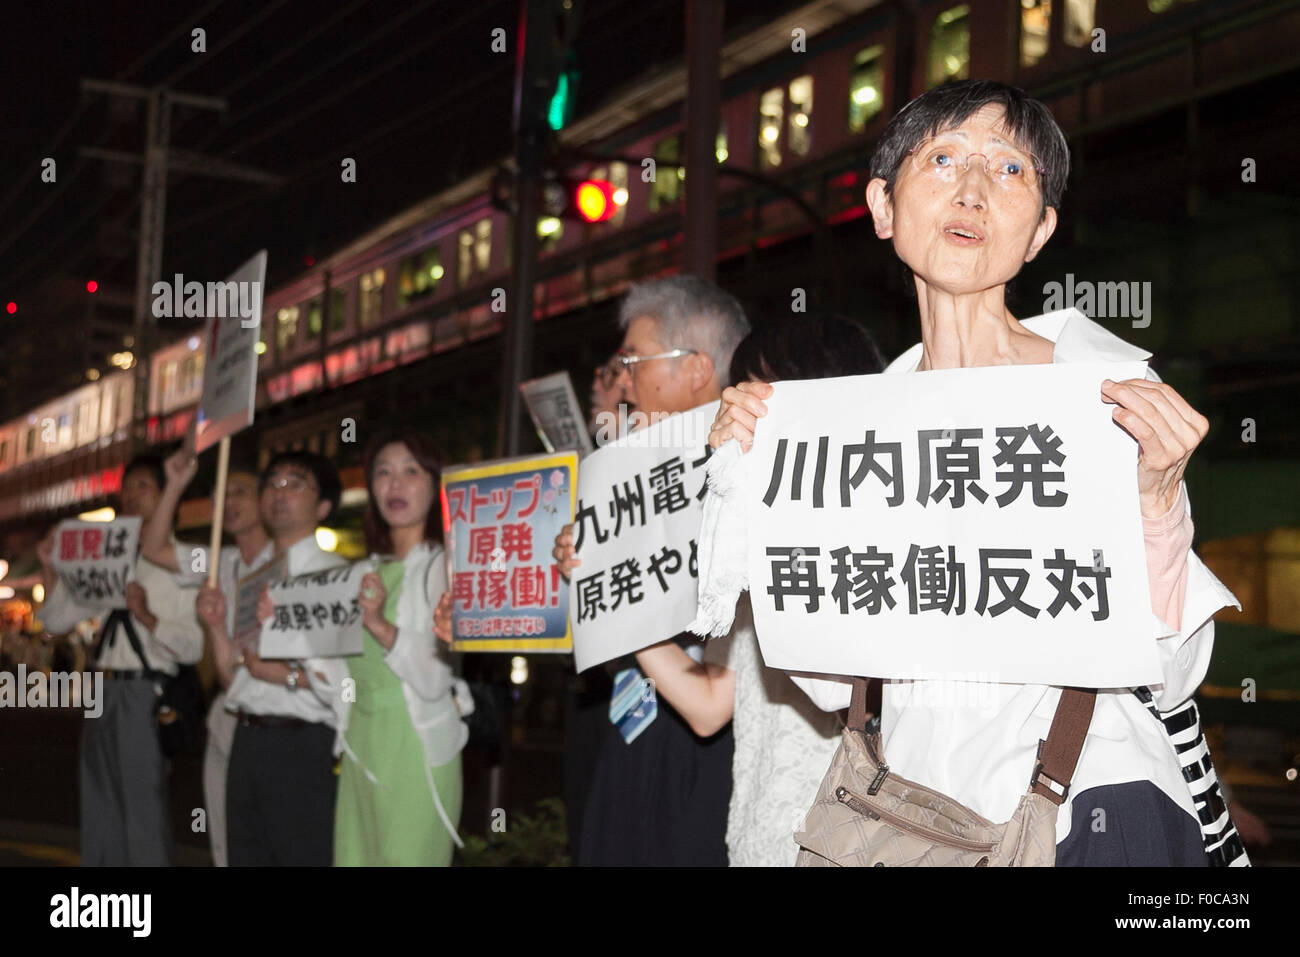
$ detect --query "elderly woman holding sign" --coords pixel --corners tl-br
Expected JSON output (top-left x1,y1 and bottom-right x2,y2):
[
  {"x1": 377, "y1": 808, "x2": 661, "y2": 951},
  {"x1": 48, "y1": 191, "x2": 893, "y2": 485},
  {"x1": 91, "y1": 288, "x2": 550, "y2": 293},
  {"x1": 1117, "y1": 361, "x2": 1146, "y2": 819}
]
[{"x1": 705, "y1": 80, "x2": 1242, "y2": 866}]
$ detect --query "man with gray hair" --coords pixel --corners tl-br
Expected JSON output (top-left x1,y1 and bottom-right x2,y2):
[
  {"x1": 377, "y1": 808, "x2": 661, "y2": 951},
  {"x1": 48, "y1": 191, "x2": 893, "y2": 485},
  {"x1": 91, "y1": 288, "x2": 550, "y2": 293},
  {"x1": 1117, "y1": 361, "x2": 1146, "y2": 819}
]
[{"x1": 551, "y1": 274, "x2": 750, "y2": 865}]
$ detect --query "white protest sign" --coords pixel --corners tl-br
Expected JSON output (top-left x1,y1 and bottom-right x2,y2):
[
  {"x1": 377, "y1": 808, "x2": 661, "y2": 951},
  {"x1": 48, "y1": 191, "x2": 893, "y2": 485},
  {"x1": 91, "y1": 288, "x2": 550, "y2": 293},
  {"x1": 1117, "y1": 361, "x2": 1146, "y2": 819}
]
[
  {"x1": 258, "y1": 561, "x2": 371, "y2": 659},
  {"x1": 49, "y1": 517, "x2": 141, "y2": 611},
  {"x1": 745, "y1": 361, "x2": 1163, "y2": 688},
  {"x1": 570, "y1": 403, "x2": 714, "y2": 672},
  {"x1": 520, "y1": 371, "x2": 593, "y2": 456},
  {"x1": 195, "y1": 250, "x2": 267, "y2": 453}
]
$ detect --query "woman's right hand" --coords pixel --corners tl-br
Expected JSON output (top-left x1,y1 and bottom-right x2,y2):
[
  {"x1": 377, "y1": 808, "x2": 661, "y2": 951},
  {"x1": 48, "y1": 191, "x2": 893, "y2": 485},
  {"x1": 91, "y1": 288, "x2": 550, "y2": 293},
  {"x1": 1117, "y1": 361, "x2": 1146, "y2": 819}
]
[{"x1": 708, "y1": 380, "x2": 773, "y2": 452}]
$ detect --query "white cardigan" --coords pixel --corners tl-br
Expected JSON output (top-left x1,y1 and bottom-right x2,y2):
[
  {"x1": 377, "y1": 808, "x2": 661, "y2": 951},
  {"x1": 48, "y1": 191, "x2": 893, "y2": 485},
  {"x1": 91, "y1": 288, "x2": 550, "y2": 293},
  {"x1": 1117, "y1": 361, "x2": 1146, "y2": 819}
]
[{"x1": 321, "y1": 541, "x2": 472, "y2": 844}]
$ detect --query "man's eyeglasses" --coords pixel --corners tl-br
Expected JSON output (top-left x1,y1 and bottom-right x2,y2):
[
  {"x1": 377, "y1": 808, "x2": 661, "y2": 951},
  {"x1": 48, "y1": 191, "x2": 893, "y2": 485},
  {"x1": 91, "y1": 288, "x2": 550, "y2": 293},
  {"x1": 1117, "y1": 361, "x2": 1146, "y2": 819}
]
[
  {"x1": 265, "y1": 473, "x2": 317, "y2": 494},
  {"x1": 594, "y1": 361, "x2": 621, "y2": 390},
  {"x1": 613, "y1": 349, "x2": 698, "y2": 374},
  {"x1": 907, "y1": 137, "x2": 1045, "y2": 191}
]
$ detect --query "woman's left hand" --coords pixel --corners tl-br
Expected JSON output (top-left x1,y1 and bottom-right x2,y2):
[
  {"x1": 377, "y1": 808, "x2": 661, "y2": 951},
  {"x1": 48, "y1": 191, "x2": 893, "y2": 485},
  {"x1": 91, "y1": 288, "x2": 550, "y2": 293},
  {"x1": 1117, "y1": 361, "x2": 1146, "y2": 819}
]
[
  {"x1": 1101, "y1": 378, "x2": 1209, "y2": 519},
  {"x1": 357, "y1": 571, "x2": 388, "y2": 632}
]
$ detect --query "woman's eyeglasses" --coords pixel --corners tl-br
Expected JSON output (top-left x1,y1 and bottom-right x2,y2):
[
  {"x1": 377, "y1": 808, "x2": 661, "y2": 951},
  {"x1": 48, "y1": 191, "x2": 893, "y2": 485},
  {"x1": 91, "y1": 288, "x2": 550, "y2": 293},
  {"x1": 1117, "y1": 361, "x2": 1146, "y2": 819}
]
[{"x1": 907, "y1": 137, "x2": 1045, "y2": 190}]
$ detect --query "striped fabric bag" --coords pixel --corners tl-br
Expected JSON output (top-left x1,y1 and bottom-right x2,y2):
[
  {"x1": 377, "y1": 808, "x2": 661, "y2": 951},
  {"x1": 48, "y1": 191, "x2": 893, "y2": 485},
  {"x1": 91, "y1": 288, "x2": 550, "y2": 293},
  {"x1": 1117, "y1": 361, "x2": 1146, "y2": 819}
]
[{"x1": 1134, "y1": 688, "x2": 1250, "y2": 867}]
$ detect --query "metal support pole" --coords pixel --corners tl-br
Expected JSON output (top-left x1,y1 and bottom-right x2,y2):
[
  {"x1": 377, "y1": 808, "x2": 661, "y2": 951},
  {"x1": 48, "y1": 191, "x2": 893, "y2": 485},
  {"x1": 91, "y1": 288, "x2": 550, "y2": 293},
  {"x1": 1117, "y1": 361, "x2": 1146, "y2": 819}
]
[
  {"x1": 130, "y1": 89, "x2": 169, "y2": 454},
  {"x1": 683, "y1": 0, "x2": 724, "y2": 280}
]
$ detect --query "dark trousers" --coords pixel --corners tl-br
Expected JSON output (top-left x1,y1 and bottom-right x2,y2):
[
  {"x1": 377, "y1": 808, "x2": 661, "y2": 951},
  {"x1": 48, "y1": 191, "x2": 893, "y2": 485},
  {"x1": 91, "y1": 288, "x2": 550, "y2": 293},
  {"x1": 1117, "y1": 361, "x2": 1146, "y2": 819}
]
[
  {"x1": 226, "y1": 720, "x2": 337, "y2": 866},
  {"x1": 79, "y1": 677, "x2": 172, "y2": 866}
]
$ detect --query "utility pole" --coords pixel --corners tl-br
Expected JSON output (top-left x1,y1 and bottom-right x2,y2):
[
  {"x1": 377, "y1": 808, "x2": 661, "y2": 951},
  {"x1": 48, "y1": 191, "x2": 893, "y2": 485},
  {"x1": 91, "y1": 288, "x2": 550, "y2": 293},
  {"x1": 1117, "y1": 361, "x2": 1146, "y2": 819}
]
[
  {"x1": 682, "y1": 0, "x2": 724, "y2": 280},
  {"x1": 79, "y1": 80, "x2": 281, "y2": 455},
  {"x1": 497, "y1": 0, "x2": 583, "y2": 458}
]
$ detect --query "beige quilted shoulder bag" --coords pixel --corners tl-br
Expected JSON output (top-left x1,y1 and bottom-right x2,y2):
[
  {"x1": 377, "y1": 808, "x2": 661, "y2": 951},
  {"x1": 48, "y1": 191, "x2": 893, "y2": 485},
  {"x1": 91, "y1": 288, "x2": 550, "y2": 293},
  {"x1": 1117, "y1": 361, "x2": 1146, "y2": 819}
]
[{"x1": 795, "y1": 678, "x2": 1095, "y2": 867}]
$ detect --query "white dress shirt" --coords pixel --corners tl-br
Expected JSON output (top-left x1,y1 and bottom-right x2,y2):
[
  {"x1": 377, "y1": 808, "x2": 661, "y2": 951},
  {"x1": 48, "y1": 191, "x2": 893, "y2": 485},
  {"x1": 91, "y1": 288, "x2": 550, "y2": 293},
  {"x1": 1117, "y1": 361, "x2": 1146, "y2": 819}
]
[
  {"x1": 224, "y1": 534, "x2": 349, "y2": 725},
  {"x1": 39, "y1": 539, "x2": 203, "y2": 676}
]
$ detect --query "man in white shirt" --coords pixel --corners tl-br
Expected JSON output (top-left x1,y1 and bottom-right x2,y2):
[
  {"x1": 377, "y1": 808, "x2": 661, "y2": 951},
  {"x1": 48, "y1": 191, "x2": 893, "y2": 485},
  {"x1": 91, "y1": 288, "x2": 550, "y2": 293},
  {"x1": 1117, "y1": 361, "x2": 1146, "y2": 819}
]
[
  {"x1": 36, "y1": 455, "x2": 204, "y2": 866},
  {"x1": 195, "y1": 451, "x2": 347, "y2": 866},
  {"x1": 139, "y1": 447, "x2": 273, "y2": 867}
]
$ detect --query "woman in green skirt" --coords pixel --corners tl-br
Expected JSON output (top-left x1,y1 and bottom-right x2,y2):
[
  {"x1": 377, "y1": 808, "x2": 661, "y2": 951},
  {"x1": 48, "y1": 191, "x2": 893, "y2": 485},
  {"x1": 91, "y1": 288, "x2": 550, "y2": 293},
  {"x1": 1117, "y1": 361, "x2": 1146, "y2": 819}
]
[{"x1": 336, "y1": 428, "x2": 470, "y2": 866}]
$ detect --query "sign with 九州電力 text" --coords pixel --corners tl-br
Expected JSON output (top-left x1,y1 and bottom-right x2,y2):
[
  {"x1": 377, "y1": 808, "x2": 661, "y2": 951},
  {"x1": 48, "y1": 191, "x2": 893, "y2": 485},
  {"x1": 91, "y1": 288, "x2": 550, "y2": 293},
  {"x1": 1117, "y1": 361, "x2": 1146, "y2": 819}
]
[{"x1": 570, "y1": 403, "x2": 715, "y2": 672}]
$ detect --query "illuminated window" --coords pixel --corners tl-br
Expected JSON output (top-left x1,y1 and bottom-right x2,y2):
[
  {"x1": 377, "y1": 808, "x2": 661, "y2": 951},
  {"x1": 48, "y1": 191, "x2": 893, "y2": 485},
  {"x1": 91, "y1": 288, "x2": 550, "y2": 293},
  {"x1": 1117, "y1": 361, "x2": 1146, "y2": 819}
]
[
  {"x1": 398, "y1": 248, "x2": 444, "y2": 308},
  {"x1": 928, "y1": 5, "x2": 970, "y2": 87},
  {"x1": 1064, "y1": 0, "x2": 1096, "y2": 47},
  {"x1": 330, "y1": 287, "x2": 346, "y2": 333},
  {"x1": 358, "y1": 267, "x2": 385, "y2": 327},
  {"x1": 457, "y1": 219, "x2": 493, "y2": 287},
  {"x1": 758, "y1": 87, "x2": 783, "y2": 168},
  {"x1": 276, "y1": 305, "x2": 300, "y2": 349},
  {"x1": 649, "y1": 134, "x2": 682, "y2": 212},
  {"x1": 475, "y1": 219, "x2": 492, "y2": 273},
  {"x1": 788, "y1": 75, "x2": 813, "y2": 157},
  {"x1": 305, "y1": 297, "x2": 323, "y2": 340},
  {"x1": 181, "y1": 356, "x2": 198, "y2": 394},
  {"x1": 1020, "y1": 0, "x2": 1051, "y2": 67},
  {"x1": 848, "y1": 45, "x2": 885, "y2": 133},
  {"x1": 457, "y1": 228, "x2": 474, "y2": 286},
  {"x1": 715, "y1": 128, "x2": 728, "y2": 164}
]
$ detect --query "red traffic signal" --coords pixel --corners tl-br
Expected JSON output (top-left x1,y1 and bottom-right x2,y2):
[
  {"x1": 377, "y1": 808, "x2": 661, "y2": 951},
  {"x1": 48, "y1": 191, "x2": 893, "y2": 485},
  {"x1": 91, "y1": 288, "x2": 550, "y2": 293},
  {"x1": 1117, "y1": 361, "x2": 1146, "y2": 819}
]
[
  {"x1": 574, "y1": 179, "x2": 616, "y2": 223},
  {"x1": 86, "y1": 280, "x2": 98, "y2": 293}
]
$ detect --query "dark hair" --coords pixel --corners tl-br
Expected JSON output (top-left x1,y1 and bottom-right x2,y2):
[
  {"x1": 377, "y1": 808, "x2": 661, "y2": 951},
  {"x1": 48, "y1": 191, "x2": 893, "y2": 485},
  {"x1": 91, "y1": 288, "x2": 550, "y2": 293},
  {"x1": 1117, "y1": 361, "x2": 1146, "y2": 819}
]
[
  {"x1": 870, "y1": 79, "x2": 1070, "y2": 216},
  {"x1": 260, "y1": 450, "x2": 342, "y2": 521},
  {"x1": 729, "y1": 315, "x2": 885, "y2": 385},
  {"x1": 361, "y1": 428, "x2": 444, "y2": 554},
  {"x1": 122, "y1": 454, "x2": 165, "y2": 492}
]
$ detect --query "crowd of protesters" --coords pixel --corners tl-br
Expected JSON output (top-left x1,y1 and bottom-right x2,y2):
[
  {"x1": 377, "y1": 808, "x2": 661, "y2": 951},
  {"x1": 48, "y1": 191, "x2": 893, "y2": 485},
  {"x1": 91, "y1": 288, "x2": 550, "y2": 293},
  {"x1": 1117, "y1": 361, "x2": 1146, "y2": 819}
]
[{"x1": 28, "y1": 79, "x2": 1267, "y2": 867}]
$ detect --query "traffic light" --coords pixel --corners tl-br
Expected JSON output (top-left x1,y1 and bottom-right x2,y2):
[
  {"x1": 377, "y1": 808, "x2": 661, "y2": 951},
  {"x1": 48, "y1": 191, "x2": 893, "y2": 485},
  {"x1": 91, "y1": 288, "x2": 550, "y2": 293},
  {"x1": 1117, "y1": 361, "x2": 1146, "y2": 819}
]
[
  {"x1": 574, "y1": 179, "x2": 616, "y2": 223},
  {"x1": 86, "y1": 280, "x2": 98, "y2": 293},
  {"x1": 547, "y1": 52, "x2": 579, "y2": 132}
]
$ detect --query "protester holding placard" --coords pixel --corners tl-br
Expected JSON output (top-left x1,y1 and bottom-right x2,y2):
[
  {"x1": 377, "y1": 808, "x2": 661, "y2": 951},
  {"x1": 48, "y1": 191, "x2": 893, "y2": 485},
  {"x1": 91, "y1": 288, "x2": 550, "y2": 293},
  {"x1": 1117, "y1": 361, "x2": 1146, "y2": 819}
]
[
  {"x1": 548, "y1": 276, "x2": 749, "y2": 866},
  {"x1": 333, "y1": 428, "x2": 469, "y2": 866},
  {"x1": 36, "y1": 455, "x2": 204, "y2": 866},
  {"x1": 614, "y1": 316, "x2": 882, "y2": 867},
  {"x1": 139, "y1": 446, "x2": 273, "y2": 868},
  {"x1": 704, "y1": 80, "x2": 1243, "y2": 866},
  {"x1": 195, "y1": 451, "x2": 349, "y2": 866}
]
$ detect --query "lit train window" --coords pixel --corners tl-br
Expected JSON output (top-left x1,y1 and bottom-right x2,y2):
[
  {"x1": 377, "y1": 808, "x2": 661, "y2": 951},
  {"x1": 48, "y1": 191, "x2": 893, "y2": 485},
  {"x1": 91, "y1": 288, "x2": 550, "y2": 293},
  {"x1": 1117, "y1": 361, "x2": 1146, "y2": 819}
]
[
  {"x1": 330, "y1": 287, "x2": 347, "y2": 333},
  {"x1": 848, "y1": 46, "x2": 885, "y2": 133},
  {"x1": 358, "y1": 268, "x2": 385, "y2": 328},
  {"x1": 1065, "y1": 0, "x2": 1097, "y2": 45},
  {"x1": 398, "y1": 249, "x2": 443, "y2": 307},
  {"x1": 1020, "y1": 0, "x2": 1051, "y2": 67},
  {"x1": 181, "y1": 356, "x2": 198, "y2": 394},
  {"x1": 650, "y1": 135, "x2": 682, "y2": 211},
  {"x1": 928, "y1": 5, "x2": 970, "y2": 87},
  {"x1": 457, "y1": 228, "x2": 474, "y2": 286},
  {"x1": 788, "y1": 75, "x2": 813, "y2": 157},
  {"x1": 276, "y1": 305, "x2": 300, "y2": 349},
  {"x1": 305, "y1": 297, "x2": 323, "y2": 341},
  {"x1": 475, "y1": 220, "x2": 492, "y2": 273},
  {"x1": 758, "y1": 87, "x2": 783, "y2": 168},
  {"x1": 457, "y1": 219, "x2": 492, "y2": 287}
]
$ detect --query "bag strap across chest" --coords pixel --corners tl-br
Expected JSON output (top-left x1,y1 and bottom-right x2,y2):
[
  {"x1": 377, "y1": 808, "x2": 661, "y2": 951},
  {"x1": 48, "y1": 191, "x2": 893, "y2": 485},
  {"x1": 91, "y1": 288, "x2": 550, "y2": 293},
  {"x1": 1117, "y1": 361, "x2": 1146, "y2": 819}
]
[{"x1": 848, "y1": 676, "x2": 1095, "y2": 807}]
